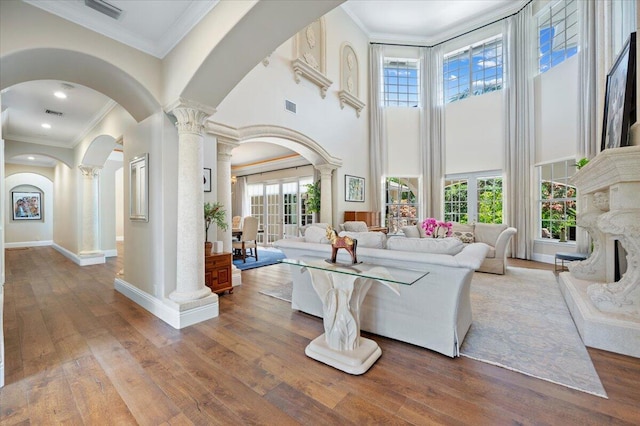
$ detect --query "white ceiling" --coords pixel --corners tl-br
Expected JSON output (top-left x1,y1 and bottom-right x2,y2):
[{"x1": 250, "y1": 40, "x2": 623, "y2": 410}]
[{"x1": 4, "y1": 0, "x2": 527, "y2": 170}]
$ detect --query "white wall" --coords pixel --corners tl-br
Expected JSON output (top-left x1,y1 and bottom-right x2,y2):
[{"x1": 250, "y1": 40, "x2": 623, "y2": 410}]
[
  {"x1": 101, "y1": 158, "x2": 122, "y2": 255},
  {"x1": 446, "y1": 91, "x2": 504, "y2": 174},
  {"x1": 115, "y1": 165, "x2": 124, "y2": 240},
  {"x1": 53, "y1": 162, "x2": 77, "y2": 253},
  {"x1": 4, "y1": 173, "x2": 54, "y2": 245},
  {"x1": 213, "y1": 7, "x2": 369, "y2": 226},
  {"x1": 534, "y1": 55, "x2": 579, "y2": 164},
  {"x1": 386, "y1": 107, "x2": 421, "y2": 176}
]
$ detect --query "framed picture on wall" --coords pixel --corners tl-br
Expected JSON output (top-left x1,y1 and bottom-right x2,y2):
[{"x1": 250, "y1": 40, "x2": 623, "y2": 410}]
[
  {"x1": 345, "y1": 175, "x2": 365, "y2": 202},
  {"x1": 203, "y1": 168, "x2": 212, "y2": 192},
  {"x1": 12, "y1": 191, "x2": 42, "y2": 220},
  {"x1": 601, "y1": 32, "x2": 636, "y2": 151}
]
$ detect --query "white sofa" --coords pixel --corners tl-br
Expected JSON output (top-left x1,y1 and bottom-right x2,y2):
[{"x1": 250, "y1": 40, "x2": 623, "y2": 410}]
[
  {"x1": 273, "y1": 236, "x2": 489, "y2": 357},
  {"x1": 402, "y1": 222, "x2": 517, "y2": 274}
]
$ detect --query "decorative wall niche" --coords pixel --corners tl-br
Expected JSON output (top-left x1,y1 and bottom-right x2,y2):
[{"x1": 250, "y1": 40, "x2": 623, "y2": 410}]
[
  {"x1": 292, "y1": 18, "x2": 332, "y2": 98},
  {"x1": 338, "y1": 43, "x2": 365, "y2": 117}
]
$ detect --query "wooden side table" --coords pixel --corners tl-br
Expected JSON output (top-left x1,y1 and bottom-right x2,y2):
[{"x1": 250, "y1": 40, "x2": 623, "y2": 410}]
[{"x1": 205, "y1": 252, "x2": 233, "y2": 294}]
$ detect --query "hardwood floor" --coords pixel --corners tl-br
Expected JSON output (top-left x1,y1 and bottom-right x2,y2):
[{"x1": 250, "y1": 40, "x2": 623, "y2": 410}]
[{"x1": 1, "y1": 247, "x2": 639, "y2": 425}]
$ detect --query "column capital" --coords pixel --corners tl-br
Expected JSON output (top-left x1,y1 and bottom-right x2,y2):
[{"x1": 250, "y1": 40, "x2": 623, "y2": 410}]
[
  {"x1": 166, "y1": 98, "x2": 216, "y2": 136},
  {"x1": 315, "y1": 163, "x2": 337, "y2": 177},
  {"x1": 217, "y1": 139, "x2": 239, "y2": 162},
  {"x1": 78, "y1": 165, "x2": 102, "y2": 178}
]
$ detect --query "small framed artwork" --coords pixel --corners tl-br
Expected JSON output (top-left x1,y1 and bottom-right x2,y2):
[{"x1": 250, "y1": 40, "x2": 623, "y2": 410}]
[
  {"x1": 13, "y1": 191, "x2": 42, "y2": 220},
  {"x1": 203, "y1": 168, "x2": 212, "y2": 192},
  {"x1": 601, "y1": 32, "x2": 636, "y2": 151},
  {"x1": 345, "y1": 175, "x2": 365, "y2": 202}
]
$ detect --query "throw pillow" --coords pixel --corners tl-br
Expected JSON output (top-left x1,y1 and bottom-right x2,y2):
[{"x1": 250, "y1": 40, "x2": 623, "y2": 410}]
[
  {"x1": 387, "y1": 237, "x2": 463, "y2": 255},
  {"x1": 304, "y1": 225, "x2": 330, "y2": 243},
  {"x1": 338, "y1": 231, "x2": 386, "y2": 249},
  {"x1": 402, "y1": 225, "x2": 421, "y2": 238},
  {"x1": 452, "y1": 230, "x2": 475, "y2": 244},
  {"x1": 343, "y1": 221, "x2": 369, "y2": 232},
  {"x1": 299, "y1": 222, "x2": 330, "y2": 237}
]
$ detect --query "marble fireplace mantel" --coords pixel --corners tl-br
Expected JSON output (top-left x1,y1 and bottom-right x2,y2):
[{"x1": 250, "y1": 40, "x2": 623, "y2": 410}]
[{"x1": 559, "y1": 145, "x2": 640, "y2": 358}]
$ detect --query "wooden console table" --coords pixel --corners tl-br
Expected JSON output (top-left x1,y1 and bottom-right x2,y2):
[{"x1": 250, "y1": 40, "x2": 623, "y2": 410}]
[{"x1": 205, "y1": 252, "x2": 233, "y2": 294}]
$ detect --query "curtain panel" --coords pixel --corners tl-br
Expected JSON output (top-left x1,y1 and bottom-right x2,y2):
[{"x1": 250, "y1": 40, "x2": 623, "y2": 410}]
[
  {"x1": 368, "y1": 44, "x2": 387, "y2": 213},
  {"x1": 503, "y1": 4, "x2": 535, "y2": 260}
]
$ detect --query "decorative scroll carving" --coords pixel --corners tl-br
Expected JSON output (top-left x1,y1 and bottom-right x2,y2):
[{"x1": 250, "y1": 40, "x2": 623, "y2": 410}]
[
  {"x1": 291, "y1": 18, "x2": 330, "y2": 98},
  {"x1": 338, "y1": 43, "x2": 365, "y2": 117},
  {"x1": 593, "y1": 192, "x2": 610, "y2": 211},
  {"x1": 569, "y1": 211, "x2": 606, "y2": 281},
  {"x1": 78, "y1": 165, "x2": 101, "y2": 178}
]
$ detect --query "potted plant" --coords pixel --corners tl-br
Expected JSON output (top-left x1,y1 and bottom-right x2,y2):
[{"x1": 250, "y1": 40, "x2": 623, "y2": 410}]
[
  {"x1": 304, "y1": 180, "x2": 321, "y2": 218},
  {"x1": 204, "y1": 202, "x2": 228, "y2": 254}
]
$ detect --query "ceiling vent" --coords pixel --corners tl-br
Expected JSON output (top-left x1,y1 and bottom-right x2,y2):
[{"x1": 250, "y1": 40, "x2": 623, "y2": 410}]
[
  {"x1": 45, "y1": 109, "x2": 63, "y2": 117},
  {"x1": 84, "y1": 0, "x2": 123, "y2": 20},
  {"x1": 285, "y1": 100, "x2": 297, "y2": 114}
]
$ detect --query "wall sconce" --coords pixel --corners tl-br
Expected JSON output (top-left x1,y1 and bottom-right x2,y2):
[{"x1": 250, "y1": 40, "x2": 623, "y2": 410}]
[{"x1": 231, "y1": 175, "x2": 237, "y2": 184}]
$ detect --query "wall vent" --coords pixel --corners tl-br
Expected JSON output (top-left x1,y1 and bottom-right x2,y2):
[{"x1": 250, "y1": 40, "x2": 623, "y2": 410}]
[
  {"x1": 285, "y1": 100, "x2": 296, "y2": 114},
  {"x1": 45, "y1": 109, "x2": 63, "y2": 116},
  {"x1": 84, "y1": 0, "x2": 123, "y2": 20}
]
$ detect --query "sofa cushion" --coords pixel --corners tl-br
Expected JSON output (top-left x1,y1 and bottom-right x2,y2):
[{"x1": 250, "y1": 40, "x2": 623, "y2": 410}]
[
  {"x1": 343, "y1": 221, "x2": 369, "y2": 232},
  {"x1": 304, "y1": 225, "x2": 330, "y2": 243},
  {"x1": 339, "y1": 231, "x2": 386, "y2": 249},
  {"x1": 474, "y1": 223, "x2": 508, "y2": 246},
  {"x1": 387, "y1": 237, "x2": 463, "y2": 255},
  {"x1": 401, "y1": 225, "x2": 421, "y2": 238},
  {"x1": 299, "y1": 222, "x2": 330, "y2": 237}
]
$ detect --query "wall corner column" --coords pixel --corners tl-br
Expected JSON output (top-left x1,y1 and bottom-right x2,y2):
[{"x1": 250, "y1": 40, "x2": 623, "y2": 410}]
[
  {"x1": 78, "y1": 165, "x2": 105, "y2": 264},
  {"x1": 316, "y1": 164, "x2": 337, "y2": 225}
]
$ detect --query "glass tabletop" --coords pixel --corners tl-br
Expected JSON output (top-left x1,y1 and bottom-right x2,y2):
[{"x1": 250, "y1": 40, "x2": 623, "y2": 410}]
[{"x1": 281, "y1": 256, "x2": 429, "y2": 286}]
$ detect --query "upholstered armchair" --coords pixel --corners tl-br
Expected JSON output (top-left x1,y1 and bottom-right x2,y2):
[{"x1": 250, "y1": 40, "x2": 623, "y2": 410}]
[{"x1": 232, "y1": 216, "x2": 259, "y2": 263}]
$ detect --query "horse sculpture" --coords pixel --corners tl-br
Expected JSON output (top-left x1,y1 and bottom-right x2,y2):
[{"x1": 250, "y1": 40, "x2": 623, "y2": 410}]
[{"x1": 326, "y1": 226, "x2": 359, "y2": 264}]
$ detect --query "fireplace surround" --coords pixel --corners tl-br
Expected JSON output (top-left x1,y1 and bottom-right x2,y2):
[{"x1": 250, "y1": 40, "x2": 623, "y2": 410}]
[{"x1": 559, "y1": 145, "x2": 640, "y2": 358}]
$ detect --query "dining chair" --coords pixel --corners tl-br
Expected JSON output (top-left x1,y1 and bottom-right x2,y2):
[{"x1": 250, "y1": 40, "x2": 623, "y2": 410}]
[{"x1": 232, "y1": 216, "x2": 259, "y2": 263}]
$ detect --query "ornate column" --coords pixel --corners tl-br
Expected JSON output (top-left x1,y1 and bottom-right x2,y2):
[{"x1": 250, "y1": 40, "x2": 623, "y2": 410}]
[
  {"x1": 167, "y1": 100, "x2": 216, "y2": 303},
  {"x1": 78, "y1": 165, "x2": 102, "y2": 256},
  {"x1": 316, "y1": 164, "x2": 336, "y2": 224},
  {"x1": 216, "y1": 139, "x2": 239, "y2": 253}
]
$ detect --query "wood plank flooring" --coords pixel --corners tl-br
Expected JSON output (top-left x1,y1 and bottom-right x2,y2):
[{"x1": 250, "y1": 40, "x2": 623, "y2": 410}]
[{"x1": 1, "y1": 246, "x2": 640, "y2": 425}]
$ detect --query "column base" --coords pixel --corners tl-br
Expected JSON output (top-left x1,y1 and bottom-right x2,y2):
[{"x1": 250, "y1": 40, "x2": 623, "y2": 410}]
[
  {"x1": 169, "y1": 286, "x2": 213, "y2": 303},
  {"x1": 232, "y1": 265, "x2": 242, "y2": 287},
  {"x1": 78, "y1": 250, "x2": 105, "y2": 265},
  {"x1": 559, "y1": 272, "x2": 640, "y2": 358},
  {"x1": 305, "y1": 334, "x2": 382, "y2": 375}
]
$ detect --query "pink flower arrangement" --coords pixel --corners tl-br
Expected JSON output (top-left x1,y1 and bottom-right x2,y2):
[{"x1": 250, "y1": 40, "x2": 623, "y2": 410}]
[{"x1": 421, "y1": 218, "x2": 453, "y2": 238}]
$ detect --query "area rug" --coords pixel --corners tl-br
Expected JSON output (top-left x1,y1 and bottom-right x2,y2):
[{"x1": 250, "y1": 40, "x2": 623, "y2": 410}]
[
  {"x1": 233, "y1": 248, "x2": 286, "y2": 271},
  {"x1": 460, "y1": 267, "x2": 607, "y2": 398},
  {"x1": 256, "y1": 266, "x2": 607, "y2": 397}
]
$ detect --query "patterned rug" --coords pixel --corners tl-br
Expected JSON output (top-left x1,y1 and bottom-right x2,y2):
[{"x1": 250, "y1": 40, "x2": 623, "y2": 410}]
[
  {"x1": 461, "y1": 267, "x2": 607, "y2": 398},
  {"x1": 259, "y1": 266, "x2": 607, "y2": 397}
]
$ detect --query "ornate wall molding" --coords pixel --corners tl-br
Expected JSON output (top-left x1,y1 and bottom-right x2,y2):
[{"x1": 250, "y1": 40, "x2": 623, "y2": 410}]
[
  {"x1": 338, "y1": 42, "x2": 365, "y2": 117},
  {"x1": 78, "y1": 165, "x2": 102, "y2": 178},
  {"x1": 291, "y1": 18, "x2": 332, "y2": 98},
  {"x1": 165, "y1": 98, "x2": 216, "y2": 136}
]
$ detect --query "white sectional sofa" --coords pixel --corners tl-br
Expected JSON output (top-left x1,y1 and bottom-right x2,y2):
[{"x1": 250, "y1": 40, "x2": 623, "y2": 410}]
[
  {"x1": 273, "y1": 235, "x2": 489, "y2": 357},
  {"x1": 402, "y1": 222, "x2": 517, "y2": 275}
]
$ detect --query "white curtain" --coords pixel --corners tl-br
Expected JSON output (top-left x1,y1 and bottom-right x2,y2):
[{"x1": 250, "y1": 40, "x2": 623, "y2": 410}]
[
  {"x1": 233, "y1": 176, "x2": 250, "y2": 218},
  {"x1": 419, "y1": 46, "x2": 446, "y2": 219},
  {"x1": 369, "y1": 44, "x2": 387, "y2": 213},
  {"x1": 578, "y1": 0, "x2": 598, "y2": 160},
  {"x1": 503, "y1": 4, "x2": 534, "y2": 259}
]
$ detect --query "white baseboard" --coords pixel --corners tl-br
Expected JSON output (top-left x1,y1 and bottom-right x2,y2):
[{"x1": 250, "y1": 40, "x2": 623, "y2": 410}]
[
  {"x1": 103, "y1": 249, "x2": 118, "y2": 258},
  {"x1": 52, "y1": 243, "x2": 105, "y2": 266},
  {"x1": 0, "y1": 363, "x2": 4, "y2": 388},
  {"x1": 116, "y1": 236, "x2": 124, "y2": 242},
  {"x1": 5, "y1": 240, "x2": 52, "y2": 248},
  {"x1": 114, "y1": 278, "x2": 218, "y2": 329},
  {"x1": 531, "y1": 253, "x2": 555, "y2": 264}
]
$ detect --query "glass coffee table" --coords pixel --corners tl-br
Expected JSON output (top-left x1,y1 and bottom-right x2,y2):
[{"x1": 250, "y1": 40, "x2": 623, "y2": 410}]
[{"x1": 282, "y1": 256, "x2": 429, "y2": 374}]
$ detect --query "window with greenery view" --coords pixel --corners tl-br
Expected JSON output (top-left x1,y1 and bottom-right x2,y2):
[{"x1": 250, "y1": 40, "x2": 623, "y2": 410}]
[
  {"x1": 537, "y1": 0, "x2": 578, "y2": 73},
  {"x1": 383, "y1": 58, "x2": 419, "y2": 107},
  {"x1": 444, "y1": 36, "x2": 503, "y2": 103},
  {"x1": 385, "y1": 177, "x2": 419, "y2": 233},
  {"x1": 444, "y1": 173, "x2": 503, "y2": 224},
  {"x1": 538, "y1": 160, "x2": 577, "y2": 241}
]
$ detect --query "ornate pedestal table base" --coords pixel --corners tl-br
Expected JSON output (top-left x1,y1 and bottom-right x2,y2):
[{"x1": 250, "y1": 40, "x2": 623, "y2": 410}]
[{"x1": 283, "y1": 258, "x2": 428, "y2": 375}]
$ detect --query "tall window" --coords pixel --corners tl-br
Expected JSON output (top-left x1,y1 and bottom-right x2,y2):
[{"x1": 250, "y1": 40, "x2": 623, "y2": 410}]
[
  {"x1": 444, "y1": 172, "x2": 503, "y2": 224},
  {"x1": 444, "y1": 36, "x2": 503, "y2": 103},
  {"x1": 538, "y1": 160, "x2": 577, "y2": 241},
  {"x1": 383, "y1": 58, "x2": 419, "y2": 107},
  {"x1": 385, "y1": 177, "x2": 419, "y2": 233},
  {"x1": 538, "y1": 0, "x2": 578, "y2": 73}
]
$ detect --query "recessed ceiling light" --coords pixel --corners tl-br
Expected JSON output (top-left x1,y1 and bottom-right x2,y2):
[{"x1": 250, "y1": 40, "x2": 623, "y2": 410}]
[
  {"x1": 28, "y1": 156, "x2": 35, "y2": 160},
  {"x1": 54, "y1": 91, "x2": 67, "y2": 99},
  {"x1": 41, "y1": 123, "x2": 51, "y2": 129}
]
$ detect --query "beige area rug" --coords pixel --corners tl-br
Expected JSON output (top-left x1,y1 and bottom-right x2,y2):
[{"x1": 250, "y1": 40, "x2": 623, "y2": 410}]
[
  {"x1": 259, "y1": 267, "x2": 606, "y2": 397},
  {"x1": 461, "y1": 267, "x2": 607, "y2": 398}
]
